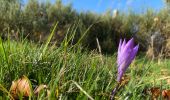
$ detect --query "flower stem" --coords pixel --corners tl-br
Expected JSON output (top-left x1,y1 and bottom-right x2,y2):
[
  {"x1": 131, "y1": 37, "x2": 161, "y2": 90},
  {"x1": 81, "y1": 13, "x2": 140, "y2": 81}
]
[{"x1": 110, "y1": 83, "x2": 119, "y2": 100}]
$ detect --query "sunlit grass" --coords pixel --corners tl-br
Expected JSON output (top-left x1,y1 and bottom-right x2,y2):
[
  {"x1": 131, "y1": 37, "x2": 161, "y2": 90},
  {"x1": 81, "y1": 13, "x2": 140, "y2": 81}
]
[
  {"x1": 0, "y1": 22, "x2": 168, "y2": 100},
  {"x1": 0, "y1": 35, "x2": 169, "y2": 99}
]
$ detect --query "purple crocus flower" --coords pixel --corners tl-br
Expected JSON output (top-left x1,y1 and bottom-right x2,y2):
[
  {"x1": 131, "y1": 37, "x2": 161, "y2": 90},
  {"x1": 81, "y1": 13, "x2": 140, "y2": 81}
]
[
  {"x1": 117, "y1": 38, "x2": 139, "y2": 82},
  {"x1": 111, "y1": 38, "x2": 139, "y2": 99}
]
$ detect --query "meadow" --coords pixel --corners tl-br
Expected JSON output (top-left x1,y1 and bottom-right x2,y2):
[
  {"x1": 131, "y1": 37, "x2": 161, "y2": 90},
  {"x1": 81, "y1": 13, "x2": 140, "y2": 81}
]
[
  {"x1": 0, "y1": 25, "x2": 169, "y2": 100},
  {"x1": 0, "y1": 0, "x2": 170, "y2": 99}
]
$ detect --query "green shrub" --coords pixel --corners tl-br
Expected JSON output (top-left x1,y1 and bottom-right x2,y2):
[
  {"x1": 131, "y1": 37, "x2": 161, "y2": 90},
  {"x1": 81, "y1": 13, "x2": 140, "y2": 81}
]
[{"x1": 0, "y1": 0, "x2": 170, "y2": 55}]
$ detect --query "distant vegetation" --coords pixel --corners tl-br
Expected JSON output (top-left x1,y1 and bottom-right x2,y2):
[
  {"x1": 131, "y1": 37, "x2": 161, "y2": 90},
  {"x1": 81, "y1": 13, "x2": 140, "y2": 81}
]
[{"x1": 1, "y1": 0, "x2": 170, "y2": 57}]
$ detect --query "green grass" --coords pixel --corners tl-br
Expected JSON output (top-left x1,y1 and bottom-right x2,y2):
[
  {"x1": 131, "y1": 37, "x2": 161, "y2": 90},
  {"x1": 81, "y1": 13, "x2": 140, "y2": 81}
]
[
  {"x1": 0, "y1": 38, "x2": 169, "y2": 100},
  {"x1": 0, "y1": 25, "x2": 169, "y2": 100}
]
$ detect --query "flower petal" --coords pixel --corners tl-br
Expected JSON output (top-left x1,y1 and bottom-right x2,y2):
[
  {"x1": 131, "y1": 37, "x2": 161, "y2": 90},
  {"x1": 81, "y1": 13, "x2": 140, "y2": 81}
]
[
  {"x1": 123, "y1": 38, "x2": 134, "y2": 52},
  {"x1": 122, "y1": 45, "x2": 139, "y2": 71},
  {"x1": 119, "y1": 38, "x2": 134, "y2": 64},
  {"x1": 130, "y1": 44, "x2": 139, "y2": 61},
  {"x1": 117, "y1": 39, "x2": 126, "y2": 66},
  {"x1": 121, "y1": 39, "x2": 126, "y2": 52},
  {"x1": 116, "y1": 38, "x2": 139, "y2": 82}
]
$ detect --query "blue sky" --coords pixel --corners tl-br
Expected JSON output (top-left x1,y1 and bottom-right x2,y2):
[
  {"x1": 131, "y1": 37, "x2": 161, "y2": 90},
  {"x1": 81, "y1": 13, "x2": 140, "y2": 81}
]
[{"x1": 24, "y1": 0, "x2": 166, "y2": 13}]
